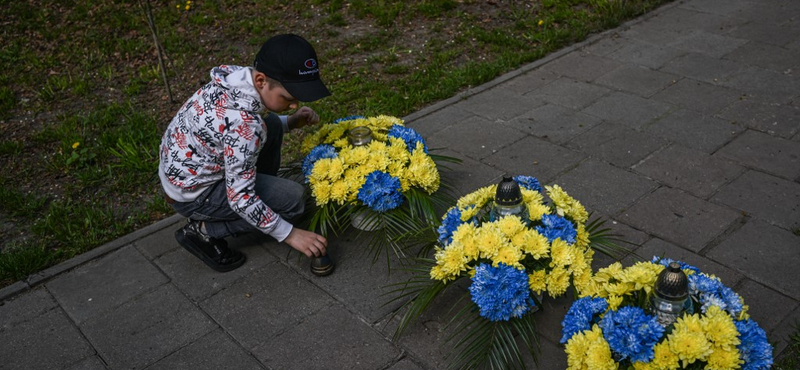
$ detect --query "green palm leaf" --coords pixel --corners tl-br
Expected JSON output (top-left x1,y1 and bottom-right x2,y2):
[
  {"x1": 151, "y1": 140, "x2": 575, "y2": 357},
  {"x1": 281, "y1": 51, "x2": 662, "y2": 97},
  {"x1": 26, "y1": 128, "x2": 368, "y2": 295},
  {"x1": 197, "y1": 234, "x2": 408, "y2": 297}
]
[
  {"x1": 586, "y1": 212, "x2": 631, "y2": 260},
  {"x1": 389, "y1": 258, "x2": 540, "y2": 370},
  {"x1": 444, "y1": 310, "x2": 537, "y2": 370}
]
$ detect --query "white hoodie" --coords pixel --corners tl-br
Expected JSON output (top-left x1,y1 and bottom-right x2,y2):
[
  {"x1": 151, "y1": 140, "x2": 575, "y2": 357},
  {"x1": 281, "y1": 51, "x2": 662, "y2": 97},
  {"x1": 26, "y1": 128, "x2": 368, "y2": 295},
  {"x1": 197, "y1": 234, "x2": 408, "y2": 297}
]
[{"x1": 158, "y1": 65, "x2": 292, "y2": 241}]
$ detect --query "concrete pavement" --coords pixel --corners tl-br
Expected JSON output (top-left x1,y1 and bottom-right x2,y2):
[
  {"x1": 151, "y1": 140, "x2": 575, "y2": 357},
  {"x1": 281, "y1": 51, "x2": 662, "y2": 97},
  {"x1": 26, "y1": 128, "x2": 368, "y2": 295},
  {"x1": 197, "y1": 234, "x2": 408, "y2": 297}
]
[{"x1": 2, "y1": 0, "x2": 799, "y2": 368}]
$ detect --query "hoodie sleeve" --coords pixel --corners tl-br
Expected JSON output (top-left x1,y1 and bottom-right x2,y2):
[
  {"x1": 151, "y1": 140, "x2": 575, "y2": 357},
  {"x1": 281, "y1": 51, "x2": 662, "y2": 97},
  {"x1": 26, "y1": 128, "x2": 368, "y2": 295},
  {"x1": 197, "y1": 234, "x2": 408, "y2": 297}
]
[{"x1": 221, "y1": 110, "x2": 293, "y2": 241}]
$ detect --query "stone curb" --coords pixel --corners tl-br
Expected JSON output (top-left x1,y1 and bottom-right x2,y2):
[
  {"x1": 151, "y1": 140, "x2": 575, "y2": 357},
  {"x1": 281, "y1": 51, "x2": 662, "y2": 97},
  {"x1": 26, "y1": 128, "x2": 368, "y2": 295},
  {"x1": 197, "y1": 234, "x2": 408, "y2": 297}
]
[{"x1": 0, "y1": 214, "x2": 184, "y2": 302}]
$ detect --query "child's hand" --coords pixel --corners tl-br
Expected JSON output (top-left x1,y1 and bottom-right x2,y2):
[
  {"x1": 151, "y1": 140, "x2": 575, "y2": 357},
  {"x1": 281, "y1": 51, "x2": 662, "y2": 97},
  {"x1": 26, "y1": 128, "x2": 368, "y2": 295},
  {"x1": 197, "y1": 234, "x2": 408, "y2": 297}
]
[
  {"x1": 288, "y1": 106, "x2": 320, "y2": 129},
  {"x1": 283, "y1": 227, "x2": 328, "y2": 258}
]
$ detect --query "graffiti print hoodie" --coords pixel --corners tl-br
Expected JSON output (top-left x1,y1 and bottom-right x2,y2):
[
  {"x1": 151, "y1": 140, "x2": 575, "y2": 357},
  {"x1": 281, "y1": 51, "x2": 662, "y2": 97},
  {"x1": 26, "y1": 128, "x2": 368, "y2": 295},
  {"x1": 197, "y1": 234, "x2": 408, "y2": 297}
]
[{"x1": 158, "y1": 65, "x2": 292, "y2": 241}]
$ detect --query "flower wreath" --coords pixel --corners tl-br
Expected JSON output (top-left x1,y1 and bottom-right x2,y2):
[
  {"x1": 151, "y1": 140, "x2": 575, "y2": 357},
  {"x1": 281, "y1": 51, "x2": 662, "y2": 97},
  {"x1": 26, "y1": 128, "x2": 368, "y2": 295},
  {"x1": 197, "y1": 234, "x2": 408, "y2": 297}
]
[{"x1": 561, "y1": 257, "x2": 773, "y2": 370}]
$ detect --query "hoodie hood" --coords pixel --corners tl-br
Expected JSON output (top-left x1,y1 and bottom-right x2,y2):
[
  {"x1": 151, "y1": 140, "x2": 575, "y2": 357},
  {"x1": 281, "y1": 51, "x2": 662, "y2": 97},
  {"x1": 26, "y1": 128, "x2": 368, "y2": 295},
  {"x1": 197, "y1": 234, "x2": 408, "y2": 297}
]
[{"x1": 208, "y1": 65, "x2": 264, "y2": 113}]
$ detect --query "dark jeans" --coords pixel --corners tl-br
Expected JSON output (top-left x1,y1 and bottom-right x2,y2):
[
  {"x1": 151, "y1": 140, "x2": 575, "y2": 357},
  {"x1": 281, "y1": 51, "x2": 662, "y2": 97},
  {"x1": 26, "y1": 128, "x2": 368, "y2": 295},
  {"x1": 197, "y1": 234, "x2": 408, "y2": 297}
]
[{"x1": 171, "y1": 113, "x2": 305, "y2": 239}]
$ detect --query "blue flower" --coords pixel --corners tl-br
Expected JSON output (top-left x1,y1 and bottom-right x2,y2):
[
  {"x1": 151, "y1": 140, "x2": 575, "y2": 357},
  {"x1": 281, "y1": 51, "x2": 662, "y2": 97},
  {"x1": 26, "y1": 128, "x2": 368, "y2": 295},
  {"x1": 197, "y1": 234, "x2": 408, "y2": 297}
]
[
  {"x1": 302, "y1": 144, "x2": 338, "y2": 182},
  {"x1": 437, "y1": 207, "x2": 463, "y2": 246},
  {"x1": 513, "y1": 175, "x2": 543, "y2": 193},
  {"x1": 561, "y1": 297, "x2": 608, "y2": 343},
  {"x1": 357, "y1": 171, "x2": 404, "y2": 212},
  {"x1": 688, "y1": 273, "x2": 744, "y2": 317},
  {"x1": 469, "y1": 263, "x2": 533, "y2": 322},
  {"x1": 735, "y1": 319, "x2": 773, "y2": 370},
  {"x1": 534, "y1": 214, "x2": 577, "y2": 244},
  {"x1": 333, "y1": 115, "x2": 365, "y2": 124},
  {"x1": 651, "y1": 256, "x2": 701, "y2": 274},
  {"x1": 719, "y1": 285, "x2": 744, "y2": 315},
  {"x1": 599, "y1": 306, "x2": 664, "y2": 363},
  {"x1": 689, "y1": 273, "x2": 722, "y2": 296},
  {"x1": 388, "y1": 124, "x2": 428, "y2": 154}
]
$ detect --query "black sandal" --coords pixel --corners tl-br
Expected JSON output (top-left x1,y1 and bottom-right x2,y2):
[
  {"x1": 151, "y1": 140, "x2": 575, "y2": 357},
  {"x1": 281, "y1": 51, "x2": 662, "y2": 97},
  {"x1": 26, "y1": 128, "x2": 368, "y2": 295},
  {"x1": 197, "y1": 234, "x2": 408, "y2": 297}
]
[{"x1": 175, "y1": 221, "x2": 246, "y2": 272}]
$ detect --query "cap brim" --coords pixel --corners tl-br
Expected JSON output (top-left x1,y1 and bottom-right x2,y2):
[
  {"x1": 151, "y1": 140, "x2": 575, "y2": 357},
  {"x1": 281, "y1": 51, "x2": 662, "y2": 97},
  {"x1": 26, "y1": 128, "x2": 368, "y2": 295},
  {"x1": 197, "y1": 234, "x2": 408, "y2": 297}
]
[{"x1": 283, "y1": 79, "x2": 331, "y2": 102}]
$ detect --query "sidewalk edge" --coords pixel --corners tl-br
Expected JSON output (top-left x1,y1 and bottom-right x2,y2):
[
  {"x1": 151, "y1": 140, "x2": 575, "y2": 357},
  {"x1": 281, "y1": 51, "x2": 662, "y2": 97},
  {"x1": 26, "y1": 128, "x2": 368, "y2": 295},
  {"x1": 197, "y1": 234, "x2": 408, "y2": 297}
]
[{"x1": 0, "y1": 214, "x2": 184, "y2": 301}]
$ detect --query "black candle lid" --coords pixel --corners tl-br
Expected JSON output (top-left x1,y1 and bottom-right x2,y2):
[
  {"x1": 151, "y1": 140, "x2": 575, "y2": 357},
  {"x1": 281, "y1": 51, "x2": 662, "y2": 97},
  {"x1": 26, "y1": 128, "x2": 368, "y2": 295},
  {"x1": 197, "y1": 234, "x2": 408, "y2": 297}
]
[
  {"x1": 495, "y1": 176, "x2": 523, "y2": 206},
  {"x1": 655, "y1": 262, "x2": 689, "y2": 300}
]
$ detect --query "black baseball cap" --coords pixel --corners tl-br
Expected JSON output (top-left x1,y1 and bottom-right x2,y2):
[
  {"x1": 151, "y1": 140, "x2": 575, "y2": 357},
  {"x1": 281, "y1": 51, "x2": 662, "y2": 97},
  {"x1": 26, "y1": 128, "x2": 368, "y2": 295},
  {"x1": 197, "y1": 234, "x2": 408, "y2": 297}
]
[{"x1": 254, "y1": 34, "x2": 331, "y2": 102}]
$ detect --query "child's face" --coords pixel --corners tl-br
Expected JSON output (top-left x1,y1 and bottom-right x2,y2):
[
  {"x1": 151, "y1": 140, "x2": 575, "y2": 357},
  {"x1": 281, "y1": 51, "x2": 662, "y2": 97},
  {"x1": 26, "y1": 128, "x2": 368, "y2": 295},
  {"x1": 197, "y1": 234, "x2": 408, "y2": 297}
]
[{"x1": 256, "y1": 76, "x2": 299, "y2": 113}]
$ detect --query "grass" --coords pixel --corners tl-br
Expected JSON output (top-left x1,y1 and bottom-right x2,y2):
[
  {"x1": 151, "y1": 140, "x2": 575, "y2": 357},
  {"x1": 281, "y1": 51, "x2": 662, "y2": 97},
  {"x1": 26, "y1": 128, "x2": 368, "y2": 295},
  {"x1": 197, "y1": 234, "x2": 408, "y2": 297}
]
[
  {"x1": 0, "y1": 0, "x2": 672, "y2": 286},
  {"x1": 775, "y1": 323, "x2": 800, "y2": 370}
]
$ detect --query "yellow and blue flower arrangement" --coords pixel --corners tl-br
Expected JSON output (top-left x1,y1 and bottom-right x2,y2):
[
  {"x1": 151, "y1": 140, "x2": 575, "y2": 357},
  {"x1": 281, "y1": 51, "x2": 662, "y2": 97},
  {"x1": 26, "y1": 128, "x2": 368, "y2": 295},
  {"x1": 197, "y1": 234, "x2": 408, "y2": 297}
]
[
  {"x1": 391, "y1": 175, "x2": 625, "y2": 369},
  {"x1": 561, "y1": 257, "x2": 773, "y2": 370},
  {"x1": 300, "y1": 115, "x2": 457, "y2": 263}
]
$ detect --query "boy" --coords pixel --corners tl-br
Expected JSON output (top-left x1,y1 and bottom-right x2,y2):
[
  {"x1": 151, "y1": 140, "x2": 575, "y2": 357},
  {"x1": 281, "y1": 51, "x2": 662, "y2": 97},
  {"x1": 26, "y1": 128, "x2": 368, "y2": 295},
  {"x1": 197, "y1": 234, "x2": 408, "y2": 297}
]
[{"x1": 159, "y1": 34, "x2": 329, "y2": 273}]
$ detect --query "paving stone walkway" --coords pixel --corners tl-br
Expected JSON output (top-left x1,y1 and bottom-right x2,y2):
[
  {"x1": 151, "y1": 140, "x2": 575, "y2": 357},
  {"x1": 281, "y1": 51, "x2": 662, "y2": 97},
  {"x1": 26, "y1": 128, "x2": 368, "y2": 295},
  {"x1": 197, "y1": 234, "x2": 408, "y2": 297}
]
[{"x1": 2, "y1": 0, "x2": 799, "y2": 368}]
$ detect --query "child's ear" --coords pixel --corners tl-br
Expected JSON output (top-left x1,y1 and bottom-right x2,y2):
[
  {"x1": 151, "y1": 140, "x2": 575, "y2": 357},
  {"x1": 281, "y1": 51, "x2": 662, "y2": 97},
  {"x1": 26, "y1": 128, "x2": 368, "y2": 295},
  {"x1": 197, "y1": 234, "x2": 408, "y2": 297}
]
[{"x1": 253, "y1": 71, "x2": 268, "y2": 89}]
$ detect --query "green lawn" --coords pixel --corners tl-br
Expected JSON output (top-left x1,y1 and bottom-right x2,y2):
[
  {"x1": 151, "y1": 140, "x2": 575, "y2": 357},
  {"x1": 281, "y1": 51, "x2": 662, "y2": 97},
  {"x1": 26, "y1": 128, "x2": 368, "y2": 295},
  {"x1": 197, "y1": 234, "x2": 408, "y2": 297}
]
[{"x1": 0, "y1": 0, "x2": 671, "y2": 286}]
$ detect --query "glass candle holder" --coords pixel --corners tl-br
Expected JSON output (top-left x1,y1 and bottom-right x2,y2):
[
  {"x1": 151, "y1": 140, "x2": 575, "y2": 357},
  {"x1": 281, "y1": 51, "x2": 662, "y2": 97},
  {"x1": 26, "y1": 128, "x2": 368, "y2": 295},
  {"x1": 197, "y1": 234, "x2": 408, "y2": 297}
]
[
  {"x1": 489, "y1": 176, "x2": 529, "y2": 222},
  {"x1": 649, "y1": 262, "x2": 693, "y2": 327},
  {"x1": 348, "y1": 126, "x2": 372, "y2": 146}
]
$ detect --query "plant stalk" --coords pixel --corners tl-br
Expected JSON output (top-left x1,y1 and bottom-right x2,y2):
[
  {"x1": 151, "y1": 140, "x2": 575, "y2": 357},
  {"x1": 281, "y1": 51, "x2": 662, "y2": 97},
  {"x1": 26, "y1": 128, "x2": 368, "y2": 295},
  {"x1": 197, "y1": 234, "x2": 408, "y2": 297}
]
[{"x1": 140, "y1": 0, "x2": 174, "y2": 103}]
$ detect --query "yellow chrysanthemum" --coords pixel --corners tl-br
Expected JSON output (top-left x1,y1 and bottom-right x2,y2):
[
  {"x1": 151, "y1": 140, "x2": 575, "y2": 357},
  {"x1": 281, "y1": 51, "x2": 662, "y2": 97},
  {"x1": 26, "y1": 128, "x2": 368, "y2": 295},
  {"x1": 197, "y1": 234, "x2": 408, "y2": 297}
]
[
  {"x1": 526, "y1": 202, "x2": 550, "y2": 222},
  {"x1": 546, "y1": 184, "x2": 588, "y2": 223},
  {"x1": 584, "y1": 336, "x2": 618, "y2": 370},
  {"x1": 650, "y1": 341, "x2": 680, "y2": 370},
  {"x1": 333, "y1": 137, "x2": 349, "y2": 148},
  {"x1": 520, "y1": 229, "x2": 550, "y2": 258},
  {"x1": 549, "y1": 238, "x2": 573, "y2": 267},
  {"x1": 631, "y1": 361, "x2": 657, "y2": 370},
  {"x1": 566, "y1": 325, "x2": 616, "y2": 370},
  {"x1": 457, "y1": 186, "x2": 495, "y2": 214},
  {"x1": 407, "y1": 145, "x2": 439, "y2": 193},
  {"x1": 677, "y1": 313, "x2": 705, "y2": 334},
  {"x1": 340, "y1": 146, "x2": 370, "y2": 166},
  {"x1": 369, "y1": 115, "x2": 403, "y2": 129},
  {"x1": 387, "y1": 160, "x2": 408, "y2": 180},
  {"x1": 451, "y1": 223, "x2": 480, "y2": 261},
  {"x1": 569, "y1": 246, "x2": 586, "y2": 271},
  {"x1": 521, "y1": 188, "x2": 545, "y2": 220},
  {"x1": 433, "y1": 246, "x2": 468, "y2": 281},
  {"x1": 309, "y1": 158, "x2": 333, "y2": 183},
  {"x1": 430, "y1": 265, "x2": 449, "y2": 281},
  {"x1": 327, "y1": 157, "x2": 346, "y2": 180},
  {"x1": 737, "y1": 305, "x2": 750, "y2": 321},
  {"x1": 622, "y1": 262, "x2": 660, "y2": 293},
  {"x1": 546, "y1": 266, "x2": 570, "y2": 296},
  {"x1": 496, "y1": 215, "x2": 526, "y2": 239},
  {"x1": 606, "y1": 295, "x2": 624, "y2": 310},
  {"x1": 572, "y1": 268, "x2": 592, "y2": 295},
  {"x1": 325, "y1": 124, "x2": 348, "y2": 144},
  {"x1": 593, "y1": 262, "x2": 624, "y2": 285},
  {"x1": 311, "y1": 180, "x2": 331, "y2": 206},
  {"x1": 343, "y1": 172, "x2": 366, "y2": 199},
  {"x1": 387, "y1": 136, "x2": 409, "y2": 153},
  {"x1": 329, "y1": 180, "x2": 348, "y2": 204},
  {"x1": 565, "y1": 327, "x2": 592, "y2": 370},
  {"x1": 528, "y1": 270, "x2": 547, "y2": 294},
  {"x1": 705, "y1": 345, "x2": 742, "y2": 370},
  {"x1": 605, "y1": 282, "x2": 634, "y2": 297},
  {"x1": 579, "y1": 281, "x2": 603, "y2": 298},
  {"x1": 510, "y1": 229, "x2": 527, "y2": 250},
  {"x1": 575, "y1": 223, "x2": 590, "y2": 249},
  {"x1": 492, "y1": 246, "x2": 523, "y2": 268},
  {"x1": 669, "y1": 317, "x2": 713, "y2": 367},
  {"x1": 475, "y1": 224, "x2": 507, "y2": 259},
  {"x1": 703, "y1": 306, "x2": 740, "y2": 348}
]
